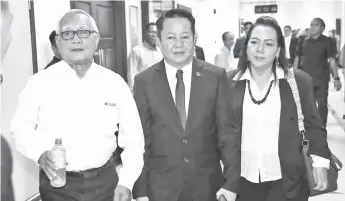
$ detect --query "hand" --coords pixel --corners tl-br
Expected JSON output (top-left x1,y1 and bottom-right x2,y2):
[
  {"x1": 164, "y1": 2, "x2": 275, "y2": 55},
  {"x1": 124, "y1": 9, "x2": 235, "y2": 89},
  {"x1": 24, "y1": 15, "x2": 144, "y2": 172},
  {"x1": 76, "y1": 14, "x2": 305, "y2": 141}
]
[
  {"x1": 114, "y1": 185, "x2": 131, "y2": 201},
  {"x1": 313, "y1": 167, "x2": 328, "y2": 191},
  {"x1": 136, "y1": 197, "x2": 149, "y2": 201},
  {"x1": 334, "y1": 79, "x2": 342, "y2": 91},
  {"x1": 38, "y1": 150, "x2": 59, "y2": 180}
]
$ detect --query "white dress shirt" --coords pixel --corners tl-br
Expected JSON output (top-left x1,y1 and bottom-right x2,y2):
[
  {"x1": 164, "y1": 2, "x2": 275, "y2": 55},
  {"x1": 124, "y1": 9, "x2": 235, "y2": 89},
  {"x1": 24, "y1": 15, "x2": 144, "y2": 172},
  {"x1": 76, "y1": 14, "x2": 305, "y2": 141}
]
[
  {"x1": 164, "y1": 60, "x2": 193, "y2": 115},
  {"x1": 11, "y1": 61, "x2": 144, "y2": 190},
  {"x1": 284, "y1": 35, "x2": 292, "y2": 59},
  {"x1": 127, "y1": 41, "x2": 163, "y2": 90},
  {"x1": 217, "y1": 67, "x2": 329, "y2": 199},
  {"x1": 214, "y1": 46, "x2": 235, "y2": 72}
]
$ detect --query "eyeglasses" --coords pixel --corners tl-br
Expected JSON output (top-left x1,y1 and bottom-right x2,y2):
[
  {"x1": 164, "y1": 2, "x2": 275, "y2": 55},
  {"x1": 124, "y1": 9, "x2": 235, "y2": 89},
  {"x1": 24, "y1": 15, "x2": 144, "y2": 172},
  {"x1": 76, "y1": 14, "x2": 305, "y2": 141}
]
[{"x1": 59, "y1": 30, "x2": 97, "y2": 40}]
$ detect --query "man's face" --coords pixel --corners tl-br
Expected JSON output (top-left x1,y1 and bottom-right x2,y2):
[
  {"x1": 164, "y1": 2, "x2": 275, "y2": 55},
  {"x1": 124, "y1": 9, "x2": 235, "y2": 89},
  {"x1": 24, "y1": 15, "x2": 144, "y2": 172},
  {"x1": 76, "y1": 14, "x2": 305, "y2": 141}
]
[
  {"x1": 1, "y1": 7, "x2": 13, "y2": 61},
  {"x1": 157, "y1": 17, "x2": 195, "y2": 67},
  {"x1": 310, "y1": 19, "x2": 323, "y2": 36},
  {"x1": 56, "y1": 14, "x2": 99, "y2": 65},
  {"x1": 145, "y1": 25, "x2": 157, "y2": 46},
  {"x1": 244, "y1": 24, "x2": 252, "y2": 35},
  {"x1": 223, "y1": 33, "x2": 235, "y2": 50},
  {"x1": 284, "y1": 27, "x2": 291, "y2": 37}
]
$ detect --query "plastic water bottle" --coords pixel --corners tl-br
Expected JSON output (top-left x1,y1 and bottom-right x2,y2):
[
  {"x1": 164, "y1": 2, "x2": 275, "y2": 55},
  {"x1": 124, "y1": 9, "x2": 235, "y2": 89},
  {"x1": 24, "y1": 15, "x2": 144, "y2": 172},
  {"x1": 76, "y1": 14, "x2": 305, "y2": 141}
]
[{"x1": 50, "y1": 138, "x2": 66, "y2": 188}]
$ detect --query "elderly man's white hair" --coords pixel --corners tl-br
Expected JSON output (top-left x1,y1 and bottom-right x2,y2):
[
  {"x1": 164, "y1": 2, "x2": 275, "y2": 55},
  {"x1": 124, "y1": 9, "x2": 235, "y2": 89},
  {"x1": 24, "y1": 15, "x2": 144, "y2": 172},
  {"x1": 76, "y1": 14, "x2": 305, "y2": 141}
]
[{"x1": 56, "y1": 9, "x2": 99, "y2": 34}]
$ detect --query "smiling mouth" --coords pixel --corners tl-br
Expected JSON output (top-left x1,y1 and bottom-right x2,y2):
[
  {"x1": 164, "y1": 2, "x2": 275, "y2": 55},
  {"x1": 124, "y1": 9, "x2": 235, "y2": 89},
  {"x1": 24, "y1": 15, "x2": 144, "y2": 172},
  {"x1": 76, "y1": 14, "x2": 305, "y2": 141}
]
[{"x1": 173, "y1": 52, "x2": 185, "y2": 55}]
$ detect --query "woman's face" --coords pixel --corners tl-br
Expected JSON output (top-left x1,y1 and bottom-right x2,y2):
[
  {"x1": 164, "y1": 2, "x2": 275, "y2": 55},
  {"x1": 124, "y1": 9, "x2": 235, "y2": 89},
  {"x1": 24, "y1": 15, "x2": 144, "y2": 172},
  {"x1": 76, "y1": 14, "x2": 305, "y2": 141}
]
[{"x1": 246, "y1": 25, "x2": 280, "y2": 70}]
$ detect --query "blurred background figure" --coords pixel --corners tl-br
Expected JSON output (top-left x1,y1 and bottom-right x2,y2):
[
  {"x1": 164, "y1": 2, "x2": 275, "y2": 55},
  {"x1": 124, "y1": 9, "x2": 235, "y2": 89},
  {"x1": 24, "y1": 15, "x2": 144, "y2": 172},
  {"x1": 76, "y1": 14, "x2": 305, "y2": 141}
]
[
  {"x1": 214, "y1": 31, "x2": 235, "y2": 72},
  {"x1": 233, "y1": 21, "x2": 252, "y2": 59},
  {"x1": 1, "y1": 1, "x2": 15, "y2": 201},
  {"x1": 194, "y1": 32, "x2": 205, "y2": 61},
  {"x1": 283, "y1": 25, "x2": 298, "y2": 67},
  {"x1": 127, "y1": 22, "x2": 163, "y2": 91},
  {"x1": 44, "y1": 30, "x2": 62, "y2": 69}
]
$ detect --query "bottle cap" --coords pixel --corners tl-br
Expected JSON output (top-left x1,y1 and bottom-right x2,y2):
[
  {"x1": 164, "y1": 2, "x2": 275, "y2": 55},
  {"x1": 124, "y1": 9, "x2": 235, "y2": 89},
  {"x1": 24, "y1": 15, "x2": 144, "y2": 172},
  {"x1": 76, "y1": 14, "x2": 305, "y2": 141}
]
[{"x1": 55, "y1": 138, "x2": 62, "y2": 145}]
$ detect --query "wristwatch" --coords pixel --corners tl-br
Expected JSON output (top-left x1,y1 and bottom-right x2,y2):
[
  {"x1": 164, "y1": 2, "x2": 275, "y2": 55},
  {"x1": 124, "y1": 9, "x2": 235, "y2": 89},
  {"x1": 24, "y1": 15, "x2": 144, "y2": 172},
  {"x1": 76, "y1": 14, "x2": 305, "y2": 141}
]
[{"x1": 334, "y1": 77, "x2": 340, "y2": 81}]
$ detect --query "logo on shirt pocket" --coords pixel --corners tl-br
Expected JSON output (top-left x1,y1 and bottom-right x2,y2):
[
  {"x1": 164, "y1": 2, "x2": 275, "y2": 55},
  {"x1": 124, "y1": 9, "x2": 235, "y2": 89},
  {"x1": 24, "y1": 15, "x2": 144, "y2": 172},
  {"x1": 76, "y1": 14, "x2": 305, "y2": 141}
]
[{"x1": 104, "y1": 102, "x2": 116, "y2": 107}]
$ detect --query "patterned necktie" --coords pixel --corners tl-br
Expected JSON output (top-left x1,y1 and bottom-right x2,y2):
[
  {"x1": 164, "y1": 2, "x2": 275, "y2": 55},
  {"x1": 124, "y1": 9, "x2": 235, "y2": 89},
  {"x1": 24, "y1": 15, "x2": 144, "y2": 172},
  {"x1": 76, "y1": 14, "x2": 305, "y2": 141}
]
[{"x1": 176, "y1": 69, "x2": 186, "y2": 130}]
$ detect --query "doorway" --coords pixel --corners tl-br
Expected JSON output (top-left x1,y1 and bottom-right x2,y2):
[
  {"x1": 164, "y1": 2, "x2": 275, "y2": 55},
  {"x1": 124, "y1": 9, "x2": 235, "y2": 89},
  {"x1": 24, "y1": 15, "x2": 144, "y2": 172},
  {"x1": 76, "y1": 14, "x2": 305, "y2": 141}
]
[{"x1": 70, "y1": 1, "x2": 128, "y2": 80}]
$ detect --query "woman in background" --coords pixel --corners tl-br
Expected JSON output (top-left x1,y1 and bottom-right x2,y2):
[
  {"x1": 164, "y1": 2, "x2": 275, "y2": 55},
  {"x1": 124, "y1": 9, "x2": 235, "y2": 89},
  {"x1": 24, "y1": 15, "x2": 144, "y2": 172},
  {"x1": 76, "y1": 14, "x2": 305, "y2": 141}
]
[{"x1": 227, "y1": 16, "x2": 330, "y2": 201}]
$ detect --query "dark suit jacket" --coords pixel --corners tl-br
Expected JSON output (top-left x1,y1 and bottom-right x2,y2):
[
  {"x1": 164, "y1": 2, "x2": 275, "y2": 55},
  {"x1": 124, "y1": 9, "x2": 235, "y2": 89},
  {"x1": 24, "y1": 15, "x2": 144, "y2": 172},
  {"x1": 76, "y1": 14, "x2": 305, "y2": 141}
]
[
  {"x1": 233, "y1": 36, "x2": 245, "y2": 58},
  {"x1": 195, "y1": 45, "x2": 205, "y2": 61},
  {"x1": 227, "y1": 69, "x2": 330, "y2": 198},
  {"x1": 289, "y1": 37, "x2": 298, "y2": 61},
  {"x1": 132, "y1": 58, "x2": 241, "y2": 201},
  {"x1": 44, "y1": 56, "x2": 61, "y2": 69}
]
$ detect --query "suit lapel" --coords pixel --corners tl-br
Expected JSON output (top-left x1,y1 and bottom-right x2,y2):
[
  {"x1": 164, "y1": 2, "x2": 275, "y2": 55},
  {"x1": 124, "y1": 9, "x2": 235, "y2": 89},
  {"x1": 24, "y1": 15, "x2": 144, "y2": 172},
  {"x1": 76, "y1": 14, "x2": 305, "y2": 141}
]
[
  {"x1": 185, "y1": 58, "x2": 204, "y2": 133},
  {"x1": 153, "y1": 60, "x2": 185, "y2": 136},
  {"x1": 232, "y1": 80, "x2": 246, "y2": 132},
  {"x1": 278, "y1": 79, "x2": 295, "y2": 158}
]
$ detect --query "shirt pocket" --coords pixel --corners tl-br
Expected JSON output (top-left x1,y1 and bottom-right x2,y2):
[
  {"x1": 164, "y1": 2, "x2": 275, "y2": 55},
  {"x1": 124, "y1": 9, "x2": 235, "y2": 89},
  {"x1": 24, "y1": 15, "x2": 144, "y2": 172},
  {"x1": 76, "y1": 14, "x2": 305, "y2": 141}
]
[{"x1": 97, "y1": 101, "x2": 119, "y2": 133}]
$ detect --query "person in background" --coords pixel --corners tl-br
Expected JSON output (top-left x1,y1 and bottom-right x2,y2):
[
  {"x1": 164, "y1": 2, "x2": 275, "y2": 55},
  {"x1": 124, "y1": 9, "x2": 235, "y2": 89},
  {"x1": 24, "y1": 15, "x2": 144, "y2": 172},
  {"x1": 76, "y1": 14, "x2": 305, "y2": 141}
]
[
  {"x1": 339, "y1": 44, "x2": 345, "y2": 119},
  {"x1": 294, "y1": 18, "x2": 342, "y2": 128},
  {"x1": 194, "y1": 32, "x2": 205, "y2": 61},
  {"x1": 215, "y1": 31, "x2": 235, "y2": 72},
  {"x1": 229, "y1": 16, "x2": 330, "y2": 201},
  {"x1": 127, "y1": 22, "x2": 163, "y2": 91},
  {"x1": 1, "y1": 1, "x2": 15, "y2": 201},
  {"x1": 132, "y1": 8, "x2": 240, "y2": 201},
  {"x1": 283, "y1": 25, "x2": 298, "y2": 67},
  {"x1": 11, "y1": 9, "x2": 144, "y2": 201},
  {"x1": 45, "y1": 30, "x2": 62, "y2": 69},
  {"x1": 233, "y1": 21, "x2": 253, "y2": 58}
]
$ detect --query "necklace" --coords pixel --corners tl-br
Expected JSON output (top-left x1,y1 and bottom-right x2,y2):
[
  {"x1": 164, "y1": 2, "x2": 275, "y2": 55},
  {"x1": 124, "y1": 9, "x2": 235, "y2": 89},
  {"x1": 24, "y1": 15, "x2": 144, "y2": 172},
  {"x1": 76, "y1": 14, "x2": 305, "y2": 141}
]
[{"x1": 247, "y1": 80, "x2": 274, "y2": 105}]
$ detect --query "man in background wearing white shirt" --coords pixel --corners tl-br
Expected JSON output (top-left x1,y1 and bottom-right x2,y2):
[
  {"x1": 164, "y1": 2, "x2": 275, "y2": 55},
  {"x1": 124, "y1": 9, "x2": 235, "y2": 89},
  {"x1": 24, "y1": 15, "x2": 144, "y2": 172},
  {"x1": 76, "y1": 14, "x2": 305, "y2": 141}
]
[
  {"x1": 214, "y1": 32, "x2": 235, "y2": 72},
  {"x1": 11, "y1": 9, "x2": 144, "y2": 201},
  {"x1": 127, "y1": 22, "x2": 163, "y2": 91}
]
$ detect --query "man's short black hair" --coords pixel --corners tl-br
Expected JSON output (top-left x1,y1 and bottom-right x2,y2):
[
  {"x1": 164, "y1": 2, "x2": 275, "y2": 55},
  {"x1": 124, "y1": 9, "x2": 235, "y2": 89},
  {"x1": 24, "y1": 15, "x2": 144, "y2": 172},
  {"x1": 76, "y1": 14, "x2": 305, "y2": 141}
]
[
  {"x1": 284, "y1": 25, "x2": 292, "y2": 30},
  {"x1": 222, "y1": 32, "x2": 232, "y2": 41},
  {"x1": 156, "y1": 9, "x2": 195, "y2": 39},
  {"x1": 244, "y1": 21, "x2": 252, "y2": 27},
  {"x1": 49, "y1": 30, "x2": 57, "y2": 47},
  {"x1": 146, "y1": 22, "x2": 156, "y2": 30}
]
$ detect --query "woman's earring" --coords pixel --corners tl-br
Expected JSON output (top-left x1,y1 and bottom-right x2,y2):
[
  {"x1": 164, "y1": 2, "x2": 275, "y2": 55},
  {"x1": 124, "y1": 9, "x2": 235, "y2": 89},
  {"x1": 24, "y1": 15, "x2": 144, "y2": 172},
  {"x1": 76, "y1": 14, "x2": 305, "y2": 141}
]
[{"x1": 275, "y1": 57, "x2": 280, "y2": 67}]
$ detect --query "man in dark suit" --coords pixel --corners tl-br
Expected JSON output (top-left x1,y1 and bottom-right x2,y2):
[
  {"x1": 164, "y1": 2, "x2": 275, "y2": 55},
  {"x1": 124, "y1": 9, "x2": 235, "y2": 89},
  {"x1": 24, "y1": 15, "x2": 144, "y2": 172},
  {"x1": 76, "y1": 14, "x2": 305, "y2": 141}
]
[
  {"x1": 194, "y1": 45, "x2": 205, "y2": 61},
  {"x1": 132, "y1": 9, "x2": 240, "y2": 201},
  {"x1": 45, "y1": 30, "x2": 61, "y2": 69},
  {"x1": 283, "y1": 25, "x2": 298, "y2": 66},
  {"x1": 233, "y1": 21, "x2": 252, "y2": 58}
]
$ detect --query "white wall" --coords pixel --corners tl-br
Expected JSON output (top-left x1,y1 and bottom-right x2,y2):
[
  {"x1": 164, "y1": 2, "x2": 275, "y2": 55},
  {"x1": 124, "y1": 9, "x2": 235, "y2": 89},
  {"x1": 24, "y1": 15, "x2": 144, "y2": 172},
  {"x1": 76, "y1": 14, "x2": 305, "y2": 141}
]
[
  {"x1": 34, "y1": 0, "x2": 71, "y2": 72},
  {"x1": 240, "y1": 0, "x2": 345, "y2": 46},
  {"x1": 1, "y1": 1, "x2": 37, "y2": 200}
]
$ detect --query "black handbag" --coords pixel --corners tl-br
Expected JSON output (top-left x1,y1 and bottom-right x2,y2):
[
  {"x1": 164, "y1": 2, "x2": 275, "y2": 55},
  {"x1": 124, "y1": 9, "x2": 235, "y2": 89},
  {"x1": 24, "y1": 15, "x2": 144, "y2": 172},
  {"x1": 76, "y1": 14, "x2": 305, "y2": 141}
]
[{"x1": 287, "y1": 69, "x2": 343, "y2": 196}]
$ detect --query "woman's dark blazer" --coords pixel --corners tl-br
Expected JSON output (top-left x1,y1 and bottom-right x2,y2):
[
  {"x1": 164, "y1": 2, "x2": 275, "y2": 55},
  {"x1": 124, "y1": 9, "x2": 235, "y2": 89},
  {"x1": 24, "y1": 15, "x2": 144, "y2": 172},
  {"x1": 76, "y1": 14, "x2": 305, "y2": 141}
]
[{"x1": 227, "y1": 69, "x2": 331, "y2": 198}]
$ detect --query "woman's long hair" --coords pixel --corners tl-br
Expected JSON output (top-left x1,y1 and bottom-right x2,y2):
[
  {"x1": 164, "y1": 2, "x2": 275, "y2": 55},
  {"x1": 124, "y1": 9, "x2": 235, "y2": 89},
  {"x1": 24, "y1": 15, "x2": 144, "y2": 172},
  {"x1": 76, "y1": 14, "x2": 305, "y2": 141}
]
[{"x1": 237, "y1": 16, "x2": 289, "y2": 80}]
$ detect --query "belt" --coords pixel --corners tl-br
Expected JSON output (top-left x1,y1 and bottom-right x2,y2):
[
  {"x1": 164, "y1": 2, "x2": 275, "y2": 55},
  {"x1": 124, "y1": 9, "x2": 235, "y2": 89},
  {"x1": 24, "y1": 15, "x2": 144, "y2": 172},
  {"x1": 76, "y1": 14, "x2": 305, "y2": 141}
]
[{"x1": 67, "y1": 157, "x2": 114, "y2": 179}]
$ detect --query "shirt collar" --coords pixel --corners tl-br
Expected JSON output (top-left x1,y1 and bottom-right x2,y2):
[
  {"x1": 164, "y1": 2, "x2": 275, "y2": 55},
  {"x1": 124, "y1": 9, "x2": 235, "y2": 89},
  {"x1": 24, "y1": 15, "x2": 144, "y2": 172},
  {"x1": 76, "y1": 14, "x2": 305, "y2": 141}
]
[
  {"x1": 57, "y1": 60, "x2": 96, "y2": 74},
  {"x1": 222, "y1": 46, "x2": 231, "y2": 52},
  {"x1": 164, "y1": 59, "x2": 193, "y2": 77},
  {"x1": 233, "y1": 66, "x2": 285, "y2": 81}
]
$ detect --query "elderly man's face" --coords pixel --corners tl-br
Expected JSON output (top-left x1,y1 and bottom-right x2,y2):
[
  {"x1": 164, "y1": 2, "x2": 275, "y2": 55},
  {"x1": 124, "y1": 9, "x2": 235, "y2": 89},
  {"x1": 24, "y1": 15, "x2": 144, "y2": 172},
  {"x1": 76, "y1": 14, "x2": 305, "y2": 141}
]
[{"x1": 57, "y1": 14, "x2": 99, "y2": 65}]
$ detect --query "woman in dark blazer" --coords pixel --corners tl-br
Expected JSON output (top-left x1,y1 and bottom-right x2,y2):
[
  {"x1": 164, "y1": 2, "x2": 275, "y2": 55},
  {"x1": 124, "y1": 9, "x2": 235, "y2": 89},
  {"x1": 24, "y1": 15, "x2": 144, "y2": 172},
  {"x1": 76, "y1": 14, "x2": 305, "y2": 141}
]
[{"x1": 227, "y1": 16, "x2": 330, "y2": 201}]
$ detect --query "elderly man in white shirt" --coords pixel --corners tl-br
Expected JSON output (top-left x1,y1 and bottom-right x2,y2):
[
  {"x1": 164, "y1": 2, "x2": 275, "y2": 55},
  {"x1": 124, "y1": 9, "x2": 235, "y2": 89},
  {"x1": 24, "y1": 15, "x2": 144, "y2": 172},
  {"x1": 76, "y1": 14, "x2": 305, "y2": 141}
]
[
  {"x1": 127, "y1": 22, "x2": 163, "y2": 91},
  {"x1": 214, "y1": 32, "x2": 235, "y2": 72},
  {"x1": 11, "y1": 9, "x2": 144, "y2": 201}
]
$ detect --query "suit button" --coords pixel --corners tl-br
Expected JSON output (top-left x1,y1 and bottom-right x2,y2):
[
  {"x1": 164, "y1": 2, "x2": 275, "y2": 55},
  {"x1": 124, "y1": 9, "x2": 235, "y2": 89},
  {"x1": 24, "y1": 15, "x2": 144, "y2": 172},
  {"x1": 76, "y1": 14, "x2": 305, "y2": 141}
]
[
  {"x1": 183, "y1": 139, "x2": 187, "y2": 144},
  {"x1": 184, "y1": 158, "x2": 189, "y2": 163}
]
